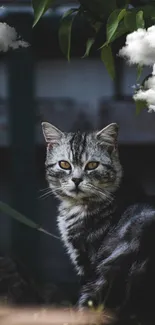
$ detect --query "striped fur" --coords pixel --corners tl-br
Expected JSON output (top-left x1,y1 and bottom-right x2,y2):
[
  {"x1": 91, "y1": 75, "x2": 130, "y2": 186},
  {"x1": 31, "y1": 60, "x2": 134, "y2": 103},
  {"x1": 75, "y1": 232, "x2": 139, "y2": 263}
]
[{"x1": 42, "y1": 122, "x2": 155, "y2": 317}]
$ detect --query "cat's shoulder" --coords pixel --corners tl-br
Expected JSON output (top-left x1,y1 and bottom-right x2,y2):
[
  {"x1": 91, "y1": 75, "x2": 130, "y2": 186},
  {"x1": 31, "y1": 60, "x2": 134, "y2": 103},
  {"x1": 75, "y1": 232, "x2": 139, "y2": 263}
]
[
  {"x1": 123, "y1": 203, "x2": 155, "y2": 221},
  {"x1": 118, "y1": 203, "x2": 155, "y2": 239}
]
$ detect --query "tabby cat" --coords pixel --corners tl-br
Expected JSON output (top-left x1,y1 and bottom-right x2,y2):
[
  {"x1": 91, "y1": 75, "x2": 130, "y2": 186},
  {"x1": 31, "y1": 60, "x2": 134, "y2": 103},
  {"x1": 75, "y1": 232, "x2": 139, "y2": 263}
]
[{"x1": 42, "y1": 122, "x2": 155, "y2": 319}]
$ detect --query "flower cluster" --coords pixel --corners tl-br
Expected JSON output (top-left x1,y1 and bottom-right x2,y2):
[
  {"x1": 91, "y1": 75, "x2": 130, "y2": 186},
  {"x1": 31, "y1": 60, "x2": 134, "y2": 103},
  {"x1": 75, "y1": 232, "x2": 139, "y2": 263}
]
[
  {"x1": 0, "y1": 22, "x2": 29, "y2": 52},
  {"x1": 119, "y1": 25, "x2": 155, "y2": 112}
]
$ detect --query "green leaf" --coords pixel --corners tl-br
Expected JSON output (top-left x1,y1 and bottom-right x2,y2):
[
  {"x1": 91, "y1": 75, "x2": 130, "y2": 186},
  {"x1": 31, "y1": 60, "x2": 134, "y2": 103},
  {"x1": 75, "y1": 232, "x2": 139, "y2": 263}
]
[
  {"x1": 126, "y1": 5, "x2": 155, "y2": 21},
  {"x1": 58, "y1": 9, "x2": 76, "y2": 61},
  {"x1": 141, "y1": 5, "x2": 155, "y2": 20},
  {"x1": 136, "y1": 65, "x2": 143, "y2": 82},
  {"x1": 101, "y1": 44, "x2": 115, "y2": 80},
  {"x1": 124, "y1": 10, "x2": 137, "y2": 31},
  {"x1": 107, "y1": 9, "x2": 127, "y2": 43},
  {"x1": 79, "y1": 0, "x2": 116, "y2": 21},
  {"x1": 99, "y1": 42, "x2": 108, "y2": 50},
  {"x1": 135, "y1": 100, "x2": 147, "y2": 115},
  {"x1": 110, "y1": 19, "x2": 128, "y2": 42},
  {"x1": 0, "y1": 201, "x2": 60, "y2": 239},
  {"x1": 32, "y1": 0, "x2": 54, "y2": 27},
  {"x1": 136, "y1": 10, "x2": 145, "y2": 29},
  {"x1": 100, "y1": 20, "x2": 128, "y2": 49},
  {"x1": 82, "y1": 38, "x2": 95, "y2": 58}
]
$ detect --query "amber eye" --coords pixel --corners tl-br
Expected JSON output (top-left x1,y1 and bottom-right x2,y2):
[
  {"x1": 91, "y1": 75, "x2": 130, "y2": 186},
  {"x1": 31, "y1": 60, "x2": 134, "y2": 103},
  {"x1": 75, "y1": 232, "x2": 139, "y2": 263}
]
[
  {"x1": 59, "y1": 160, "x2": 71, "y2": 170},
  {"x1": 85, "y1": 161, "x2": 99, "y2": 170}
]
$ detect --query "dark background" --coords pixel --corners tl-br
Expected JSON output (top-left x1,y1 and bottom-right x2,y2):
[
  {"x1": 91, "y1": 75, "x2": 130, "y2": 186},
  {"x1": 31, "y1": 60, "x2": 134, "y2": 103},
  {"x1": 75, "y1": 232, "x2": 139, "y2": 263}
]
[{"x1": 0, "y1": 0, "x2": 155, "y2": 305}]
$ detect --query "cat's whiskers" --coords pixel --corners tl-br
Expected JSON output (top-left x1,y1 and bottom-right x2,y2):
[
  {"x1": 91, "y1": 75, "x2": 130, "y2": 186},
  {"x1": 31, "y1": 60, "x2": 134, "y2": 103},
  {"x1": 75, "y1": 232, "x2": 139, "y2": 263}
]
[
  {"x1": 52, "y1": 187, "x2": 64, "y2": 195},
  {"x1": 38, "y1": 189, "x2": 53, "y2": 199},
  {"x1": 39, "y1": 187, "x2": 50, "y2": 193},
  {"x1": 104, "y1": 189, "x2": 114, "y2": 200},
  {"x1": 87, "y1": 184, "x2": 113, "y2": 203}
]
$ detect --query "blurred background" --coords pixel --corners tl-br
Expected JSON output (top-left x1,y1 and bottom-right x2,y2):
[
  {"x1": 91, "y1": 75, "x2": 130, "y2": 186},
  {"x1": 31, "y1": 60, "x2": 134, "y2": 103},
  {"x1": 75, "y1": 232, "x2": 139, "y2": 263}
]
[{"x1": 0, "y1": 0, "x2": 155, "y2": 306}]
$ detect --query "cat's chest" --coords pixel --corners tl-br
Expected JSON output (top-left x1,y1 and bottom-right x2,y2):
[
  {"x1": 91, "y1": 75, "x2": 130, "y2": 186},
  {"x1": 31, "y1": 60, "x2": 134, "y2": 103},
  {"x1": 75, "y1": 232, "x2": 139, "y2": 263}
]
[
  {"x1": 57, "y1": 205, "x2": 109, "y2": 252},
  {"x1": 57, "y1": 211, "x2": 86, "y2": 248},
  {"x1": 57, "y1": 204, "x2": 91, "y2": 254},
  {"x1": 57, "y1": 208, "x2": 89, "y2": 275}
]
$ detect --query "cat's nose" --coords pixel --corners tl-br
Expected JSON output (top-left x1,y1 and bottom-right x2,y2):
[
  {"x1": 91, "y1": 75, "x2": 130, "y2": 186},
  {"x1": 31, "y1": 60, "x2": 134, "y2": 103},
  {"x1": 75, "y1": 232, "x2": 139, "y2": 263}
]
[{"x1": 72, "y1": 177, "x2": 83, "y2": 186}]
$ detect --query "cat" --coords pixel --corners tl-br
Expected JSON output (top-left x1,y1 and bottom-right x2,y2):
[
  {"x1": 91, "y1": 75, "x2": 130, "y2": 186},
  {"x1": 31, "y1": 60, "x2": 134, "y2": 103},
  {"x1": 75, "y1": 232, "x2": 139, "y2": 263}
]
[{"x1": 42, "y1": 121, "x2": 155, "y2": 320}]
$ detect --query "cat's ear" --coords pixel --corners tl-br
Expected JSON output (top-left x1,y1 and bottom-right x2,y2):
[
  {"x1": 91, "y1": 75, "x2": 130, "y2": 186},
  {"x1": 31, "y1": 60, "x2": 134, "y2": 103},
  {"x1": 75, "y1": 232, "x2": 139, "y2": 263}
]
[
  {"x1": 96, "y1": 123, "x2": 118, "y2": 148},
  {"x1": 42, "y1": 122, "x2": 63, "y2": 145}
]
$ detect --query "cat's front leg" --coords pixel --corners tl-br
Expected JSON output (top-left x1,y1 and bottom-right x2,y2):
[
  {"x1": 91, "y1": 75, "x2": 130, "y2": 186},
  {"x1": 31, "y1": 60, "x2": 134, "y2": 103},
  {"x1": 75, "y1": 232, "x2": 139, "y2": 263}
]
[{"x1": 78, "y1": 277, "x2": 107, "y2": 308}]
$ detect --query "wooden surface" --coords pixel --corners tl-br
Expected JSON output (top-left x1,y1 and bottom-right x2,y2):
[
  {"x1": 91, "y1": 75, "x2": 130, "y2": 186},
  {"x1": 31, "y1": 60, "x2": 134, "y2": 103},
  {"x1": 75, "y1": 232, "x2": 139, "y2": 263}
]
[{"x1": 0, "y1": 307, "x2": 114, "y2": 325}]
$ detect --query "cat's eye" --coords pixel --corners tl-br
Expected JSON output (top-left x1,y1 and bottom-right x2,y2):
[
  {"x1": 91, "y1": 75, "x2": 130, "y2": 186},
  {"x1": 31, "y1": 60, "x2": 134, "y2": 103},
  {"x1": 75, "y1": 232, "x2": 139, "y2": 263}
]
[
  {"x1": 59, "y1": 160, "x2": 71, "y2": 170},
  {"x1": 85, "y1": 161, "x2": 99, "y2": 170}
]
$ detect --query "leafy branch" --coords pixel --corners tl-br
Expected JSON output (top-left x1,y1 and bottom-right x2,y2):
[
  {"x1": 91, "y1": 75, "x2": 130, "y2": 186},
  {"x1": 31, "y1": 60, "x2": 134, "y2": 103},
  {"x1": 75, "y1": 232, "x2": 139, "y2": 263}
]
[
  {"x1": 31, "y1": 0, "x2": 155, "y2": 82},
  {"x1": 0, "y1": 201, "x2": 60, "y2": 240}
]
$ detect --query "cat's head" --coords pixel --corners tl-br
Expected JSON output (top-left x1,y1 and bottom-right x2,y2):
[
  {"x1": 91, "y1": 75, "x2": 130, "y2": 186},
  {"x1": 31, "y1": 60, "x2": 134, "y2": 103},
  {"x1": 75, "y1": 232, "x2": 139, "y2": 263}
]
[{"x1": 42, "y1": 122, "x2": 123, "y2": 203}]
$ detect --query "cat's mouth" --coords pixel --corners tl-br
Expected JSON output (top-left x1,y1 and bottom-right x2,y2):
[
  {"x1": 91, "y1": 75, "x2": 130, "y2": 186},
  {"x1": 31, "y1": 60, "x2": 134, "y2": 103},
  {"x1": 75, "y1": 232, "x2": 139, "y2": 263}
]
[
  {"x1": 67, "y1": 186, "x2": 86, "y2": 198},
  {"x1": 70, "y1": 188, "x2": 83, "y2": 194}
]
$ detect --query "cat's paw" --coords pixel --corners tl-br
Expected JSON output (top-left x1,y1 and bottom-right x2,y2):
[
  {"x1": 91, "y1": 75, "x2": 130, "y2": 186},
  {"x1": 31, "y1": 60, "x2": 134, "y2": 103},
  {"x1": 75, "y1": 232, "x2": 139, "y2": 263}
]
[
  {"x1": 78, "y1": 293, "x2": 102, "y2": 310},
  {"x1": 78, "y1": 293, "x2": 92, "y2": 309},
  {"x1": 78, "y1": 277, "x2": 107, "y2": 309}
]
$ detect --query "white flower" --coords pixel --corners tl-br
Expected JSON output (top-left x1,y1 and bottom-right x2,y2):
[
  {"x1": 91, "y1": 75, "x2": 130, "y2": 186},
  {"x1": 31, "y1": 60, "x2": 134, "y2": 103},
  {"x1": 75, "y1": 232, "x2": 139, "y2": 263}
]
[
  {"x1": 145, "y1": 74, "x2": 155, "y2": 90},
  {"x1": 119, "y1": 26, "x2": 155, "y2": 66},
  {"x1": 147, "y1": 25, "x2": 155, "y2": 50},
  {"x1": 148, "y1": 104, "x2": 155, "y2": 112},
  {"x1": 119, "y1": 26, "x2": 155, "y2": 112},
  {"x1": 134, "y1": 88, "x2": 155, "y2": 112},
  {"x1": 0, "y1": 22, "x2": 29, "y2": 52},
  {"x1": 133, "y1": 70, "x2": 155, "y2": 112}
]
